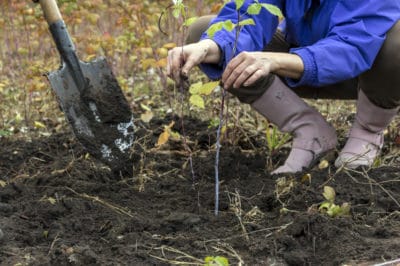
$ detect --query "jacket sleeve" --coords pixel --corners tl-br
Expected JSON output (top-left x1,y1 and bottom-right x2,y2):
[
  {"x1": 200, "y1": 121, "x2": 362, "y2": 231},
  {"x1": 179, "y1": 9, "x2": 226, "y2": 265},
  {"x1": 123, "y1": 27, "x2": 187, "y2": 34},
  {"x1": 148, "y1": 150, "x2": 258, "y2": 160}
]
[
  {"x1": 199, "y1": 0, "x2": 282, "y2": 80},
  {"x1": 287, "y1": 0, "x2": 400, "y2": 87}
]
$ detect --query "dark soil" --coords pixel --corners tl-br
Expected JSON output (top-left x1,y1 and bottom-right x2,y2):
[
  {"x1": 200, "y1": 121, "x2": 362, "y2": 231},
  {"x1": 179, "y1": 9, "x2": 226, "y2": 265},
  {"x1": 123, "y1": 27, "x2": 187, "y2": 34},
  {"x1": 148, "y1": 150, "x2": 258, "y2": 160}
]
[{"x1": 0, "y1": 116, "x2": 399, "y2": 266}]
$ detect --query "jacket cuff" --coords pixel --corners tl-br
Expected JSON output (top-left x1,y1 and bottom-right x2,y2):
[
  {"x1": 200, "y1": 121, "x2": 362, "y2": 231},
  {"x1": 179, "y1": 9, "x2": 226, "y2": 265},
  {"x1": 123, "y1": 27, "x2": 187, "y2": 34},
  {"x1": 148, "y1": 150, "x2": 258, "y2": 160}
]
[
  {"x1": 285, "y1": 47, "x2": 318, "y2": 87},
  {"x1": 199, "y1": 33, "x2": 234, "y2": 80}
]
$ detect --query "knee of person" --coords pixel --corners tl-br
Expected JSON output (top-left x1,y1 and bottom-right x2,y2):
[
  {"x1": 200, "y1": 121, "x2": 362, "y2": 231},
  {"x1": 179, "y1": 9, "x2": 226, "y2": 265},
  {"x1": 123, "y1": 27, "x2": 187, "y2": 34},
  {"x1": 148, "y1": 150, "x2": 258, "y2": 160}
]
[
  {"x1": 229, "y1": 74, "x2": 275, "y2": 104},
  {"x1": 186, "y1": 15, "x2": 216, "y2": 44},
  {"x1": 377, "y1": 20, "x2": 400, "y2": 64}
]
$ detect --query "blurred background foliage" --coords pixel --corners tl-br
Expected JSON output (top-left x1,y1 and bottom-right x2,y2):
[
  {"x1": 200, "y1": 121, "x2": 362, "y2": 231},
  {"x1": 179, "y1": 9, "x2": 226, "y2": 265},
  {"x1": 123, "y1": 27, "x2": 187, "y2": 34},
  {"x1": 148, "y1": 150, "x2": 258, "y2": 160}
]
[{"x1": 0, "y1": 0, "x2": 222, "y2": 137}]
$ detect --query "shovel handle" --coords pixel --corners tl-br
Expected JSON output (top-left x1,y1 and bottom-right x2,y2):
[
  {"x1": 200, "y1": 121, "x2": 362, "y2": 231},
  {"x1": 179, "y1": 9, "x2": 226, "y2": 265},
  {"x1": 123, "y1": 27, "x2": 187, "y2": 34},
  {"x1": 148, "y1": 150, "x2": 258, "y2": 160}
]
[
  {"x1": 37, "y1": 0, "x2": 63, "y2": 25},
  {"x1": 35, "y1": 0, "x2": 87, "y2": 92}
]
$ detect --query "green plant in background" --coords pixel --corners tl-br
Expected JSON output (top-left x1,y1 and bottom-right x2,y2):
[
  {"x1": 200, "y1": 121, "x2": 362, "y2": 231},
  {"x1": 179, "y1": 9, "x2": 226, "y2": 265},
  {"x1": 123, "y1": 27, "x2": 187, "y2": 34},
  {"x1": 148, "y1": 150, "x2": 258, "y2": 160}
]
[
  {"x1": 265, "y1": 121, "x2": 291, "y2": 154},
  {"x1": 319, "y1": 186, "x2": 351, "y2": 218},
  {"x1": 265, "y1": 120, "x2": 291, "y2": 170},
  {"x1": 0, "y1": 130, "x2": 12, "y2": 137},
  {"x1": 206, "y1": 0, "x2": 283, "y2": 38},
  {"x1": 189, "y1": 81, "x2": 220, "y2": 109}
]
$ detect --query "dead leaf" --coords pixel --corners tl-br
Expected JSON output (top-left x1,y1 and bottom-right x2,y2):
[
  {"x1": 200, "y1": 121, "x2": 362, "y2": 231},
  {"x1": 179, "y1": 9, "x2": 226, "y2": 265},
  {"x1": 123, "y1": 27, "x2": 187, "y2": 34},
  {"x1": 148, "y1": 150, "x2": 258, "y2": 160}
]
[
  {"x1": 156, "y1": 131, "x2": 170, "y2": 147},
  {"x1": 34, "y1": 121, "x2": 46, "y2": 129},
  {"x1": 0, "y1": 180, "x2": 6, "y2": 187},
  {"x1": 163, "y1": 42, "x2": 177, "y2": 49},
  {"x1": 48, "y1": 197, "x2": 56, "y2": 205},
  {"x1": 301, "y1": 173, "x2": 311, "y2": 184},
  {"x1": 318, "y1": 160, "x2": 329, "y2": 169},
  {"x1": 141, "y1": 58, "x2": 157, "y2": 70},
  {"x1": 323, "y1": 186, "x2": 336, "y2": 203},
  {"x1": 156, "y1": 58, "x2": 167, "y2": 67},
  {"x1": 140, "y1": 111, "x2": 154, "y2": 123}
]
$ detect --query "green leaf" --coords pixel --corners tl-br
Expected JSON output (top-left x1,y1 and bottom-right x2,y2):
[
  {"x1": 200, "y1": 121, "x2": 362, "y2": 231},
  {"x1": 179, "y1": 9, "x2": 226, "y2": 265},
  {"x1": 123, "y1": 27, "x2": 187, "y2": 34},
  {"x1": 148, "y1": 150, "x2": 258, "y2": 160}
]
[
  {"x1": 199, "y1": 81, "x2": 219, "y2": 95},
  {"x1": 208, "y1": 118, "x2": 220, "y2": 128},
  {"x1": 206, "y1": 22, "x2": 224, "y2": 39},
  {"x1": 318, "y1": 202, "x2": 331, "y2": 212},
  {"x1": 261, "y1": 3, "x2": 283, "y2": 18},
  {"x1": 238, "y1": 18, "x2": 255, "y2": 27},
  {"x1": 172, "y1": 2, "x2": 185, "y2": 19},
  {"x1": 327, "y1": 204, "x2": 341, "y2": 217},
  {"x1": 247, "y1": 3, "x2": 262, "y2": 15},
  {"x1": 172, "y1": 7, "x2": 181, "y2": 18},
  {"x1": 183, "y1": 16, "x2": 198, "y2": 27},
  {"x1": 173, "y1": 0, "x2": 183, "y2": 5},
  {"x1": 189, "y1": 82, "x2": 203, "y2": 95},
  {"x1": 213, "y1": 256, "x2": 229, "y2": 266},
  {"x1": 190, "y1": 94, "x2": 205, "y2": 109},
  {"x1": 322, "y1": 186, "x2": 336, "y2": 203},
  {"x1": 235, "y1": 0, "x2": 245, "y2": 10},
  {"x1": 222, "y1": 20, "x2": 236, "y2": 32},
  {"x1": 204, "y1": 256, "x2": 229, "y2": 266},
  {"x1": 0, "y1": 130, "x2": 12, "y2": 137}
]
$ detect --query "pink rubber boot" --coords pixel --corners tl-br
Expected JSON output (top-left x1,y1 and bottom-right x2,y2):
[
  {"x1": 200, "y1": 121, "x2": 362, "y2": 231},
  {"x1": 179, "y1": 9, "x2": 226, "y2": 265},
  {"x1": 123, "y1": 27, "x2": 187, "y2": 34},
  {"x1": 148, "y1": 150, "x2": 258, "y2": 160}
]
[
  {"x1": 335, "y1": 90, "x2": 399, "y2": 169},
  {"x1": 251, "y1": 77, "x2": 338, "y2": 174}
]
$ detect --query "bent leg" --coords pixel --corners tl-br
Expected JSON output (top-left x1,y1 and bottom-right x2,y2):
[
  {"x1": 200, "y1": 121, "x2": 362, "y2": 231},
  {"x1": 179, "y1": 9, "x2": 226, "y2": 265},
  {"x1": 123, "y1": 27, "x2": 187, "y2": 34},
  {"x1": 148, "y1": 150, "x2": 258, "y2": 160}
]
[
  {"x1": 359, "y1": 20, "x2": 400, "y2": 108},
  {"x1": 186, "y1": 15, "x2": 216, "y2": 44},
  {"x1": 336, "y1": 20, "x2": 400, "y2": 169},
  {"x1": 251, "y1": 76, "x2": 338, "y2": 174}
]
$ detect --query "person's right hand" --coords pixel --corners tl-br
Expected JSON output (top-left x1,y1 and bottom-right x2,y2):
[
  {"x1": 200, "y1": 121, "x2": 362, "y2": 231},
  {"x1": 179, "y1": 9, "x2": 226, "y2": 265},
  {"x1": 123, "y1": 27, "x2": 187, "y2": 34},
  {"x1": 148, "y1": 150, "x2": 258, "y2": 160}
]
[{"x1": 167, "y1": 39, "x2": 221, "y2": 84}]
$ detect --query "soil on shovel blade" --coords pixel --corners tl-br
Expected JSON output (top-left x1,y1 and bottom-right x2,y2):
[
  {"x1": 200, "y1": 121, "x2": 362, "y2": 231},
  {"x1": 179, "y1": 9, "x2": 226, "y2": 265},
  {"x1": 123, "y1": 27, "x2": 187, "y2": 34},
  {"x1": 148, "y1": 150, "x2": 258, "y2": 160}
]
[
  {"x1": 0, "y1": 115, "x2": 399, "y2": 266},
  {"x1": 63, "y1": 73, "x2": 135, "y2": 174}
]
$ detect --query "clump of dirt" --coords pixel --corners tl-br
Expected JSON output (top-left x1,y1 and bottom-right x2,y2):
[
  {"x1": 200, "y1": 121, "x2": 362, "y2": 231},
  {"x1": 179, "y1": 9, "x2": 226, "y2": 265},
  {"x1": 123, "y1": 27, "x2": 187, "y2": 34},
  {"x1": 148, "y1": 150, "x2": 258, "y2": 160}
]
[{"x1": 0, "y1": 116, "x2": 399, "y2": 266}]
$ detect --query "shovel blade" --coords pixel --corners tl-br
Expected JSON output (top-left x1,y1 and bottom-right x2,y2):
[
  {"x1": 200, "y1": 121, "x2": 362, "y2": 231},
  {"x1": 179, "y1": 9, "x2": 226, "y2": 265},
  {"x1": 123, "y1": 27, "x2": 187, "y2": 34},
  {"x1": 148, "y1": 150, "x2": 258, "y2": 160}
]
[{"x1": 48, "y1": 57, "x2": 134, "y2": 173}]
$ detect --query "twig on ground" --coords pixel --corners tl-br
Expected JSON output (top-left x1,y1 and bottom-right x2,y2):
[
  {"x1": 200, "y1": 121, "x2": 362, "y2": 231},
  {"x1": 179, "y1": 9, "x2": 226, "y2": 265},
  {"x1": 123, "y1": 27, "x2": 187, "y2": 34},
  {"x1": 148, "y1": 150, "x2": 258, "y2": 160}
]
[
  {"x1": 343, "y1": 169, "x2": 400, "y2": 208},
  {"x1": 211, "y1": 243, "x2": 244, "y2": 266},
  {"x1": 149, "y1": 245, "x2": 204, "y2": 265},
  {"x1": 204, "y1": 222, "x2": 293, "y2": 243},
  {"x1": 51, "y1": 159, "x2": 74, "y2": 176},
  {"x1": 64, "y1": 187, "x2": 135, "y2": 218},
  {"x1": 47, "y1": 233, "x2": 60, "y2": 256},
  {"x1": 227, "y1": 189, "x2": 249, "y2": 242}
]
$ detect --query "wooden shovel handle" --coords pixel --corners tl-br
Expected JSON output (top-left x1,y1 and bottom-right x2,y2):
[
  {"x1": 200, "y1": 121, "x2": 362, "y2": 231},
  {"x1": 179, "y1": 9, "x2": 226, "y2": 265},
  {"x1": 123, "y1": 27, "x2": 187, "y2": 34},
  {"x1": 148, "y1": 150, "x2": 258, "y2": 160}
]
[{"x1": 37, "y1": 0, "x2": 63, "y2": 25}]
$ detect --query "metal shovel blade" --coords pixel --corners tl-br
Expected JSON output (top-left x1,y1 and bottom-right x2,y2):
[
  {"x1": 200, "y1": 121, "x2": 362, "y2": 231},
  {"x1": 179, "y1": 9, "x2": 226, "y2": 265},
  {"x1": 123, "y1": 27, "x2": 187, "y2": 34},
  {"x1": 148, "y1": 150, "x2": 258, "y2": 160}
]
[{"x1": 48, "y1": 58, "x2": 135, "y2": 172}]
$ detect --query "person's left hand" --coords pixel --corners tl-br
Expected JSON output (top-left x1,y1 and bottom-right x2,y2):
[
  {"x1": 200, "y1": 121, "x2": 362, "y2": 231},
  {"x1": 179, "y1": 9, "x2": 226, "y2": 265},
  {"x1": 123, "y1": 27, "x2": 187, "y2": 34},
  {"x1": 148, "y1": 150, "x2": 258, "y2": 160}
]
[{"x1": 222, "y1": 51, "x2": 278, "y2": 90}]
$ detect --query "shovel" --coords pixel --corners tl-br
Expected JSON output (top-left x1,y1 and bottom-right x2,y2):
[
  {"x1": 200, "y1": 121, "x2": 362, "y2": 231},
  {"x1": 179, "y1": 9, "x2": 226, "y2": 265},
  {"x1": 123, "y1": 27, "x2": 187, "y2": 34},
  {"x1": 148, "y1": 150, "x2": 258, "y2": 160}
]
[{"x1": 36, "y1": 0, "x2": 135, "y2": 173}]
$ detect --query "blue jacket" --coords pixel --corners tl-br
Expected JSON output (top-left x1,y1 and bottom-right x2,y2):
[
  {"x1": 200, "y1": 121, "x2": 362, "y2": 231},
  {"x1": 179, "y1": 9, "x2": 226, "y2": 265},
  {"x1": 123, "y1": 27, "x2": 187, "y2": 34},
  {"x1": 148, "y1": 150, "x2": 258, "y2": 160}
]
[{"x1": 200, "y1": 0, "x2": 400, "y2": 87}]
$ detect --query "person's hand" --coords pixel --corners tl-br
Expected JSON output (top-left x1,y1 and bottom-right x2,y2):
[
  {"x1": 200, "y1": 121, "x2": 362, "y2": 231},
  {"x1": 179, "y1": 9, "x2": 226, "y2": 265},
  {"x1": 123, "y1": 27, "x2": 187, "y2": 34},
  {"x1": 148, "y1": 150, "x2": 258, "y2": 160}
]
[
  {"x1": 222, "y1": 51, "x2": 304, "y2": 90},
  {"x1": 222, "y1": 51, "x2": 277, "y2": 90},
  {"x1": 167, "y1": 39, "x2": 221, "y2": 84}
]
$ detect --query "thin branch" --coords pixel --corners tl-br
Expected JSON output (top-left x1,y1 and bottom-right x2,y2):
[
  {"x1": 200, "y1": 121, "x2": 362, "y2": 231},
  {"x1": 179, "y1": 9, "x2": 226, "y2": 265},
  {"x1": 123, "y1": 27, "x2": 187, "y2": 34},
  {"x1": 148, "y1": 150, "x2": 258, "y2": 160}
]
[{"x1": 64, "y1": 187, "x2": 135, "y2": 218}]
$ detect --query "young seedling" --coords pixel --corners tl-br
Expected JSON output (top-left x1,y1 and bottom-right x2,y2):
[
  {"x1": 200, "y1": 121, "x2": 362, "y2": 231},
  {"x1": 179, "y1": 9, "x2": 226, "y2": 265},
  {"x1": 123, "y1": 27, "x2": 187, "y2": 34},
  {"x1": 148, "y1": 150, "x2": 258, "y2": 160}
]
[
  {"x1": 164, "y1": 0, "x2": 201, "y2": 184},
  {"x1": 319, "y1": 186, "x2": 351, "y2": 218},
  {"x1": 265, "y1": 120, "x2": 291, "y2": 170},
  {"x1": 169, "y1": 0, "x2": 282, "y2": 216},
  {"x1": 206, "y1": 0, "x2": 282, "y2": 216},
  {"x1": 204, "y1": 256, "x2": 229, "y2": 266}
]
